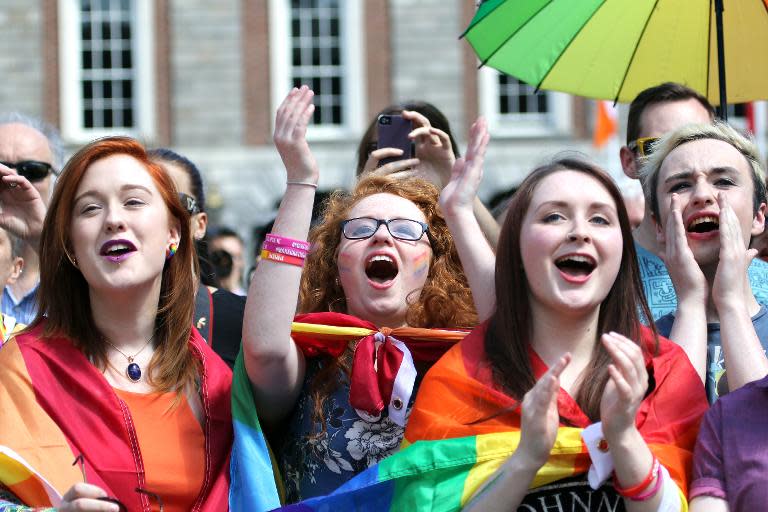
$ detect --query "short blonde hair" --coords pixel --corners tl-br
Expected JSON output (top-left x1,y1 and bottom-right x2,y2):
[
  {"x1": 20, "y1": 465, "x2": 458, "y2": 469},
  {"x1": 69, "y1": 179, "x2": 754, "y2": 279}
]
[{"x1": 641, "y1": 121, "x2": 767, "y2": 220}]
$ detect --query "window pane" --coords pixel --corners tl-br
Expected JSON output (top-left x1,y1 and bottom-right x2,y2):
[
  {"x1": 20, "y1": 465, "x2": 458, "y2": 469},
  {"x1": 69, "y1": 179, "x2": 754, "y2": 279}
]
[
  {"x1": 497, "y1": 74, "x2": 548, "y2": 118},
  {"x1": 289, "y1": 0, "x2": 345, "y2": 126},
  {"x1": 77, "y1": 0, "x2": 136, "y2": 129}
]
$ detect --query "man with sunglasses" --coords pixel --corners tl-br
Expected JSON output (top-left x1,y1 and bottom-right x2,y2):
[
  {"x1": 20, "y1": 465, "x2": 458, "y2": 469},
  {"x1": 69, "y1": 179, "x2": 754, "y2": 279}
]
[{"x1": 0, "y1": 113, "x2": 62, "y2": 324}]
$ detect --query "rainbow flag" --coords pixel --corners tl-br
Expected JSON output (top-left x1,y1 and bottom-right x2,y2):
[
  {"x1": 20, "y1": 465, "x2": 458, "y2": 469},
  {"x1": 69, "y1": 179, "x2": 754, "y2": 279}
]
[
  {"x1": 0, "y1": 324, "x2": 233, "y2": 510},
  {"x1": 230, "y1": 350, "x2": 282, "y2": 511},
  {"x1": 274, "y1": 323, "x2": 707, "y2": 511},
  {"x1": 0, "y1": 446, "x2": 61, "y2": 509}
]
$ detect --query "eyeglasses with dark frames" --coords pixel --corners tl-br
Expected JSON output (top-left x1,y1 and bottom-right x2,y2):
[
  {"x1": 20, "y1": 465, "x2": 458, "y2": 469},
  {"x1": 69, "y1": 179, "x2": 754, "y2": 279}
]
[
  {"x1": 72, "y1": 454, "x2": 164, "y2": 511},
  {"x1": 627, "y1": 137, "x2": 660, "y2": 157},
  {"x1": 340, "y1": 217, "x2": 434, "y2": 246},
  {"x1": 179, "y1": 192, "x2": 201, "y2": 215},
  {"x1": 0, "y1": 160, "x2": 56, "y2": 182}
]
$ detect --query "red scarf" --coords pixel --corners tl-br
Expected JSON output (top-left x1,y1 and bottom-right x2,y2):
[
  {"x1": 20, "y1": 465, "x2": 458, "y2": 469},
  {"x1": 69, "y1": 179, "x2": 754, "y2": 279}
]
[{"x1": 291, "y1": 312, "x2": 469, "y2": 418}]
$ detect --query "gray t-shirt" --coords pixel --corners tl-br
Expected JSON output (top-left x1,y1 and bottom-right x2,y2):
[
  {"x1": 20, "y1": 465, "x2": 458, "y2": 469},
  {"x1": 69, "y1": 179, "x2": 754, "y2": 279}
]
[{"x1": 656, "y1": 305, "x2": 768, "y2": 404}]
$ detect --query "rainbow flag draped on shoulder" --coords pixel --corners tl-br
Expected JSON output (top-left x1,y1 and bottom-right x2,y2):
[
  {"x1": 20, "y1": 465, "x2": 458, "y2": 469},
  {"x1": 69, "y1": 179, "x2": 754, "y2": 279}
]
[
  {"x1": 272, "y1": 323, "x2": 707, "y2": 511},
  {"x1": 0, "y1": 324, "x2": 232, "y2": 511}
]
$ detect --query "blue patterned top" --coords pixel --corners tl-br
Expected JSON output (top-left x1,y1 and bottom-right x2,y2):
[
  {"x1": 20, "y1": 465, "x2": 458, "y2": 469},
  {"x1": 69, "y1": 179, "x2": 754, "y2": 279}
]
[
  {"x1": 636, "y1": 242, "x2": 768, "y2": 321},
  {"x1": 277, "y1": 357, "x2": 419, "y2": 503}
]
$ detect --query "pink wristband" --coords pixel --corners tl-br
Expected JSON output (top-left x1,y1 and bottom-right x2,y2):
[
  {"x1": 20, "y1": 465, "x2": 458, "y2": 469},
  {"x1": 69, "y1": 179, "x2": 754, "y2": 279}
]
[
  {"x1": 260, "y1": 249, "x2": 305, "y2": 267},
  {"x1": 629, "y1": 464, "x2": 664, "y2": 502},
  {"x1": 265, "y1": 233, "x2": 310, "y2": 252},
  {"x1": 262, "y1": 241, "x2": 307, "y2": 259}
]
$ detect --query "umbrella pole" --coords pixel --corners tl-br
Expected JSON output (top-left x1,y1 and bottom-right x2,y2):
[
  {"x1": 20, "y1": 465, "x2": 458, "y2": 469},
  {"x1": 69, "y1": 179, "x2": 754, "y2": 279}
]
[{"x1": 715, "y1": 0, "x2": 728, "y2": 121}]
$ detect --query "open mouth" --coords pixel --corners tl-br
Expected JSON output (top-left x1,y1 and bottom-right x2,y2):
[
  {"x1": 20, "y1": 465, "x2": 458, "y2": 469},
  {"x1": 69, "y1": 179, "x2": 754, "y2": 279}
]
[
  {"x1": 555, "y1": 254, "x2": 596, "y2": 278},
  {"x1": 687, "y1": 215, "x2": 719, "y2": 234},
  {"x1": 100, "y1": 239, "x2": 137, "y2": 258},
  {"x1": 365, "y1": 254, "x2": 399, "y2": 284}
]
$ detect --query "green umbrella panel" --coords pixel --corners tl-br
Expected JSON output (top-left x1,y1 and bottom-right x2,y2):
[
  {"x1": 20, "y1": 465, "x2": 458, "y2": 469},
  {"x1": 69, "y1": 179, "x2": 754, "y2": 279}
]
[{"x1": 463, "y1": 0, "x2": 768, "y2": 106}]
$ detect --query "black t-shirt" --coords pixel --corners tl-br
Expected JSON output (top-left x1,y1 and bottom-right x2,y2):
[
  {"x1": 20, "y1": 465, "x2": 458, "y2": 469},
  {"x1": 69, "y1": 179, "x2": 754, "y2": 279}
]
[{"x1": 194, "y1": 284, "x2": 244, "y2": 369}]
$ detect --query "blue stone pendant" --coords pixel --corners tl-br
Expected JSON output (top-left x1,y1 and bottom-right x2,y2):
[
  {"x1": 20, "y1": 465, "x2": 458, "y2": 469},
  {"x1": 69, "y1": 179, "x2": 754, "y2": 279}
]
[{"x1": 126, "y1": 361, "x2": 142, "y2": 382}]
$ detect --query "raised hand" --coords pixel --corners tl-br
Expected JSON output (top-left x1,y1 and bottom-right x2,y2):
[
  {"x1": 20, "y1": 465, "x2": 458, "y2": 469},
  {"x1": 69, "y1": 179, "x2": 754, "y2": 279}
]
[
  {"x1": 273, "y1": 86, "x2": 319, "y2": 184},
  {"x1": 517, "y1": 353, "x2": 571, "y2": 468},
  {"x1": 658, "y1": 192, "x2": 708, "y2": 305},
  {"x1": 439, "y1": 117, "x2": 489, "y2": 218},
  {"x1": 712, "y1": 192, "x2": 756, "y2": 309},
  {"x1": 360, "y1": 146, "x2": 420, "y2": 179},
  {"x1": 404, "y1": 110, "x2": 455, "y2": 187},
  {"x1": 0, "y1": 163, "x2": 46, "y2": 246},
  {"x1": 599, "y1": 332, "x2": 648, "y2": 442}
]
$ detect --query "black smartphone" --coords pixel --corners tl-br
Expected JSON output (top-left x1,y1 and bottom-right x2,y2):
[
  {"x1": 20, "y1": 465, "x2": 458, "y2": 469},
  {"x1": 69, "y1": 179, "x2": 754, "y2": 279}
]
[{"x1": 377, "y1": 114, "x2": 414, "y2": 166}]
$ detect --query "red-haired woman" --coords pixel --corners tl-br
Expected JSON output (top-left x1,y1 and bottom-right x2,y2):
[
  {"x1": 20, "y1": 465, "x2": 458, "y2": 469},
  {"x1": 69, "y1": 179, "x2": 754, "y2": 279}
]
[
  {"x1": 0, "y1": 137, "x2": 232, "y2": 511},
  {"x1": 403, "y1": 153, "x2": 708, "y2": 510},
  {"x1": 239, "y1": 86, "x2": 477, "y2": 503}
]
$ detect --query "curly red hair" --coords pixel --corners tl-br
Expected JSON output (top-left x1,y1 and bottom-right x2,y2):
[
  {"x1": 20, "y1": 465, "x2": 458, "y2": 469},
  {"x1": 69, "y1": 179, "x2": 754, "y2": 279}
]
[{"x1": 300, "y1": 174, "x2": 477, "y2": 435}]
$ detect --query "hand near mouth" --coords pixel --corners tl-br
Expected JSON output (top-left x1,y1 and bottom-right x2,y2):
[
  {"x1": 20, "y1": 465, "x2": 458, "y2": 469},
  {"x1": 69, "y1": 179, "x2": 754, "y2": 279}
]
[
  {"x1": 660, "y1": 193, "x2": 707, "y2": 306},
  {"x1": 712, "y1": 193, "x2": 757, "y2": 310}
]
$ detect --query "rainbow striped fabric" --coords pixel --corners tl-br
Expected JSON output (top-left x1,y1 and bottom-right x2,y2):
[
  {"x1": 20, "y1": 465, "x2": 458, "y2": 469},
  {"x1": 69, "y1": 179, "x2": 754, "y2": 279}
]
[
  {"x1": 0, "y1": 446, "x2": 61, "y2": 509},
  {"x1": 271, "y1": 322, "x2": 707, "y2": 511},
  {"x1": 230, "y1": 350, "x2": 282, "y2": 511}
]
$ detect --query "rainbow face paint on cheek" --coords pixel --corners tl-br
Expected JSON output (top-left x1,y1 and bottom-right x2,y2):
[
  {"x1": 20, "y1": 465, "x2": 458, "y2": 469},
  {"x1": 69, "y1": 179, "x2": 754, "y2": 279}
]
[
  {"x1": 337, "y1": 251, "x2": 354, "y2": 274},
  {"x1": 413, "y1": 250, "x2": 430, "y2": 277}
]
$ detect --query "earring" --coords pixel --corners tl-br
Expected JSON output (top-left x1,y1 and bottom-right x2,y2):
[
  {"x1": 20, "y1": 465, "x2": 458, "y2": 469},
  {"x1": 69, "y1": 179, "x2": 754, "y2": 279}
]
[
  {"x1": 166, "y1": 242, "x2": 178, "y2": 260},
  {"x1": 65, "y1": 251, "x2": 78, "y2": 268}
]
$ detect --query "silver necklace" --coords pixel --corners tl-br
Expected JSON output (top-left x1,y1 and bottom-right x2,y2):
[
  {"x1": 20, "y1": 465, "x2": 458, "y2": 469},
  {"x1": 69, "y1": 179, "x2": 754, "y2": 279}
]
[{"x1": 103, "y1": 335, "x2": 155, "y2": 383}]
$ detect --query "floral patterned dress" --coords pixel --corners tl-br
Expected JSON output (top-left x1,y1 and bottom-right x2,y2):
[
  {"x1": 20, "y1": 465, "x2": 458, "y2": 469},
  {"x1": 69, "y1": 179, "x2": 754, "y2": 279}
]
[{"x1": 277, "y1": 357, "x2": 420, "y2": 503}]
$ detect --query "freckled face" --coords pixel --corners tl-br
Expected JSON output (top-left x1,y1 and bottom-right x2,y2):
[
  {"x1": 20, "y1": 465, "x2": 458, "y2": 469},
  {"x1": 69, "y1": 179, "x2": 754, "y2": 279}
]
[
  {"x1": 337, "y1": 193, "x2": 433, "y2": 328},
  {"x1": 520, "y1": 171, "x2": 624, "y2": 316}
]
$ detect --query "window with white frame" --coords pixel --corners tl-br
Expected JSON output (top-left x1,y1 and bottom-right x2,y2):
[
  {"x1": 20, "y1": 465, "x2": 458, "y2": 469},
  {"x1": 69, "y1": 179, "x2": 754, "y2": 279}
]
[
  {"x1": 59, "y1": 0, "x2": 155, "y2": 142},
  {"x1": 269, "y1": 0, "x2": 364, "y2": 139},
  {"x1": 479, "y1": 68, "x2": 571, "y2": 137}
]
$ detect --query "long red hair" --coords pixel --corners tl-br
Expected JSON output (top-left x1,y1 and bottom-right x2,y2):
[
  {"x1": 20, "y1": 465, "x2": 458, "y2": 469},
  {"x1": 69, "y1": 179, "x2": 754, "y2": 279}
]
[{"x1": 34, "y1": 136, "x2": 199, "y2": 393}]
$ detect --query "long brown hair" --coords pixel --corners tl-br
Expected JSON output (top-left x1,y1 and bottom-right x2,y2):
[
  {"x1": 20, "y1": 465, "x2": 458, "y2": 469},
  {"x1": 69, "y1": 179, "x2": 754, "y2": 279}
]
[
  {"x1": 35, "y1": 136, "x2": 199, "y2": 393},
  {"x1": 301, "y1": 174, "x2": 477, "y2": 432},
  {"x1": 486, "y1": 158, "x2": 656, "y2": 421}
]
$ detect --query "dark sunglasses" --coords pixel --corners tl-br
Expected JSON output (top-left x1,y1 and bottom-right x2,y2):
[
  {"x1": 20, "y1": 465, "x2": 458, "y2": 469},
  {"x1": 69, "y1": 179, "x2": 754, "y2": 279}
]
[
  {"x1": 179, "y1": 192, "x2": 201, "y2": 215},
  {"x1": 73, "y1": 454, "x2": 164, "y2": 511},
  {"x1": 0, "y1": 160, "x2": 55, "y2": 182},
  {"x1": 627, "y1": 137, "x2": 660, "y2": 157}
]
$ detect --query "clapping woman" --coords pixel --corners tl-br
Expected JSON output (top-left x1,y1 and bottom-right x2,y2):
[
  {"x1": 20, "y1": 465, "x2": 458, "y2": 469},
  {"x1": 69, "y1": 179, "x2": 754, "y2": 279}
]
[
  {"x1": 404, "y1": 148, "x2": 708, "y2": 510},
  {"x1": 0, "y1": 137, "x2": 232, "y2": 511}
]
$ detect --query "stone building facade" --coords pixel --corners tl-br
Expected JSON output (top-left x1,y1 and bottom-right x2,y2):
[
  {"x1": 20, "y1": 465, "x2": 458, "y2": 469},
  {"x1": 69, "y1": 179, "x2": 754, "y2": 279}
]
[{"x1": 0, "y1": 1, "x2": 762, "y2": 259}]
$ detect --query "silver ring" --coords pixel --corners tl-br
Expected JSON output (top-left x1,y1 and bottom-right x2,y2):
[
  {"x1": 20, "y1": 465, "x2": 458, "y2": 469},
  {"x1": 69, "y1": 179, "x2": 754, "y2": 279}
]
[{"x1": 8, "y1": 182, "x2": 17, "y2": 189}]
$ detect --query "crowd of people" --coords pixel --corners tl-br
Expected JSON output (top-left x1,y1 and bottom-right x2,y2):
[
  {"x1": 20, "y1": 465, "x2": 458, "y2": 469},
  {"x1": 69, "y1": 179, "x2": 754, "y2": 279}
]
[{"x1": 0, "y1": 80, "x2": 765, "y2": 511}]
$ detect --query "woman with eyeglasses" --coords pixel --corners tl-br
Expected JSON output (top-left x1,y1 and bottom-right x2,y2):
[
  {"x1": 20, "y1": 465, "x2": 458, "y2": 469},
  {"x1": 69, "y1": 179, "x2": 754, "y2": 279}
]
[
  {"x1": 148, "y1": 148, "x2": 244, "y2": 369},
  {"x1": 236, "y1": 86, "x2": 478, "y2": 504},
  {"x1": 0, "y1": 137, "x2": 232, "y2": 511}
]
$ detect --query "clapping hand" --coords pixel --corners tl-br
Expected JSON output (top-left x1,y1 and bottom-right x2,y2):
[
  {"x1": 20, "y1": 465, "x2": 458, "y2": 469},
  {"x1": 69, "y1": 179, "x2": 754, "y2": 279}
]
[
  {"x1": 517, "y1": 353, "x2": 571, "y2": 468},
  {"x1": 599, "y1": 333, "x2": 648, "y2": 442},
  {"x1": 439, "y1": 117, "x2": 489, "y2": 218}
]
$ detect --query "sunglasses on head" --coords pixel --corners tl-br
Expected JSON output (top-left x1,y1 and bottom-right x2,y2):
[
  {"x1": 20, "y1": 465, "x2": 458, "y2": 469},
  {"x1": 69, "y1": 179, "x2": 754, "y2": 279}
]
[
  {"x1": 627, "y1": 137, "x2": 660, "y2": 157},
  {"x1": 0, "y1": 160, "x2": 55, "y2": 182},
  {"x1": 179, "y1": 192, "x2": 201, "y2": 215}
]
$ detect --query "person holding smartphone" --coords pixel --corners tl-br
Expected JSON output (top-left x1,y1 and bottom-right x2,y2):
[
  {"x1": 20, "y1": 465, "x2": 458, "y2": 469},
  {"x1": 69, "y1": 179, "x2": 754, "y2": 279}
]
[{"x1": 355, "y1": 102, "x2": 501, "y2": 251}]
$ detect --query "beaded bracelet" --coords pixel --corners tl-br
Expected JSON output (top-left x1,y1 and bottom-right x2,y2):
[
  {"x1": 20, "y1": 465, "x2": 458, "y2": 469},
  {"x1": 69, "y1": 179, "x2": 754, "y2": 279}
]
[
  {"x1": 614, "y1": 458, "x2": 660, "y2": 498},
  {"x1": 630, "y1": 463, "x2": 664, "y2": 502},
  {"x1": 260, "y1": 249, "x2": 305, "y2": 267},
  {"x1": 265, "y1": 234, "x2": 310, "y2": 252},
  {"x1": 262, "y1": 241, "x2": 307, "y2": 259}
]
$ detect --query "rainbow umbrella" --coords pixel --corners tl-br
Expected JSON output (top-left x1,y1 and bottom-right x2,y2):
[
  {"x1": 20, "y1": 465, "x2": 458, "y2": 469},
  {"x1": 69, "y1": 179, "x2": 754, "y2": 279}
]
[{"x1": 463, "y1": 0, "x2": 768, "y2": 117}]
